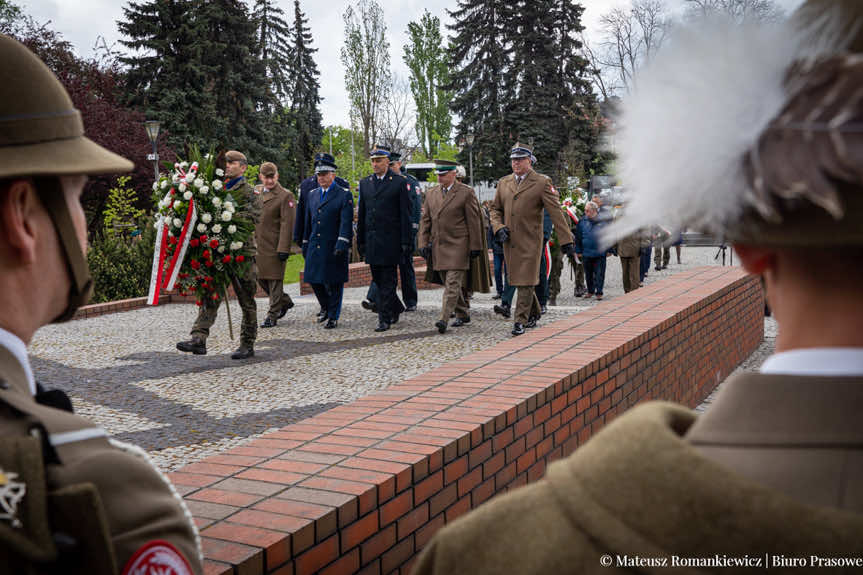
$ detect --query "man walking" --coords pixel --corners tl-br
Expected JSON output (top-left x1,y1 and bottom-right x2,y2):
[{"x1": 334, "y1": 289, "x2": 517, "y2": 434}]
[
  {"x1": 255, "y1": 161, "x2": 295, "y2": 328},
  {"x1": 357, "y1": 145, "x2": 412, "y2": 332},
  {"x1": 419, "y1": 160, "x2": 483, "y2": 334},
  {"x1": 300, "y1": 155, "x2": 353, "y2": 329},
  {"x1": 575, "y1": 201, "x2": 608, "y2": 300},
  {"x1": 177, "y1": 150, "x2": 259, "y2": 359},
  {"x1": 490, "y1": 143, "x2": 575, "y2": 336},
  {"x1": 0, "y1": 33, "x2": 201, "y2": 573}
]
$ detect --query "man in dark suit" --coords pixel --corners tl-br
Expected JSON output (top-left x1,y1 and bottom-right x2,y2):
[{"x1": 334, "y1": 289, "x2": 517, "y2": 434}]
[
  {"x1": 295, "y1": 152, "x2": 350, "y2": 321},
  {"x1": 357, "y1": 144, "x2": 412, "y2": 332},
  {"x1": 300, "y1": 155, "x2": 353, "y2": 329}
]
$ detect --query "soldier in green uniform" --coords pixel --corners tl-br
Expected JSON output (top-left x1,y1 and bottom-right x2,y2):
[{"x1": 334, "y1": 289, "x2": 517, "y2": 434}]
[
  {"x1": 177, "y1": 151, "x2": 260, "y2": 359},
  {"x1": 0, "y1": 34, "x2": 202, "y2": 574}
]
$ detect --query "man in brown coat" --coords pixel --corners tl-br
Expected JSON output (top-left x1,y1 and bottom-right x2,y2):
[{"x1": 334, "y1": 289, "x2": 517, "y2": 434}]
[
  {"x1": 490, "y1": 143, "x2": 575, "y2": 336},
  {"x1": 616, "y1": 225, "x2": 641, "y2": 293},
  {"x1": 418, "y1": 160, "x2": 483, "y2": 334},
  {"x1": 255, "y1": 161, "x2": 296, "y2": 328},
  {"x1": 414, "y1": 2, "x2": 863, "y2": 573},
  {"x1": 0, "y1": 34, "x2": 202, "y2": 574}
]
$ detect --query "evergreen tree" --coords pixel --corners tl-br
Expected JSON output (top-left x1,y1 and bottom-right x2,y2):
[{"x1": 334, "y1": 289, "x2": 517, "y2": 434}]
[
  {"x1": 286, "y1": 0, "x2": 323, "y2": 182},
  {"x1": 251, "y1": 0, "x2": 293, "y2": 107},
  {"x1": 447, "y1": 0, "x2": 513, "y2": 182},
  {"x1": 404, "y1": 10, "x2": 452, "y2": 157}
]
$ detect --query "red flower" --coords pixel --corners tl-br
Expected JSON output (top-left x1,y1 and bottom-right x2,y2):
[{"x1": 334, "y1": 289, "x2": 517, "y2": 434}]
[
  {"x1": 179, "y1": 273, "x2": 188, "y2": 279},
  {"x1": 202, "y1": 249, "x2": 211, "y2": 259},
  {"x1": 200, "y1": 235, "x2": 208, "y2": 242},
  {"x1": 170, "y1": 188, "x2": 176, "y2": 195},
  {"x1": 206, "y1": 276, "x2": 213, "y2": 282},
  {"x1": 209, "y1": 239, "x2": 219, "y2": 248},
  {"x1": 189, "y1": 239, "x2": 199, "y2": 248},
  {"x1": 211, "y1": 293, "x2": 220, "y2": 301},
  {"x1": 236, "y1": 255, "x2": 245, "y2": 263},
  {"x1": 195, "y1": 300, "x2": 202, "y2": 306},
  {"x1": 222, "y1": 255, "x2": 232, "y2": 264},
  {"x1": 190, "y1": 260, "x2": 201, "y2": 270},
  {"x1": 205, "y1": 260, "x2": 214, "y2": 268}
]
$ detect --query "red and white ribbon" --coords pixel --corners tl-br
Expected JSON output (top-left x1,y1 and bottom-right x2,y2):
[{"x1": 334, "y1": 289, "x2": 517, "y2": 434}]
[
  {"x1": 566, "y1": 206, "x2": 579, "y2": 225},
  {"x1": 544, "y1": 242, "x2": 552, "y2": 280},
  {"x1": 163, "y1": 198, "x2": 197, "y2": 291},
  {"x1": 147, "y1": 217, "x2": 169, "y2": 305}
]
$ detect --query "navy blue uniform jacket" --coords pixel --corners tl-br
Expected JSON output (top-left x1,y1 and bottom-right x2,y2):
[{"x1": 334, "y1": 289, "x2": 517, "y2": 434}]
[
  {"x1": 302, "y1": 184, "x2": 353, "y2": 284},
  {"x1": 295, "y1": 175, "x2": 350, "y2": 245},
  {"x1": 357, "y1": 170, "x2": 412, "y2": 266}
]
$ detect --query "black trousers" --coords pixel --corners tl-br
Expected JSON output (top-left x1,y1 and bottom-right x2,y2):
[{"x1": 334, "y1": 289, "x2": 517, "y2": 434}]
[
  {"x1": 370, "y1": 264, "x2": 404, "y2": 324},
  {"x1": 311, "y1": 283, "x2": 344, "y2": 320}
]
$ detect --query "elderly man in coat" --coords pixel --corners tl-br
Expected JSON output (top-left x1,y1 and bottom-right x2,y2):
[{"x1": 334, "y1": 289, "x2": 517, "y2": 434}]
[
  {"x1": 419, "y1": 159, "x2": 484, "y2": 334},
  {"x1": 490, "y1": 143, "x2": 575, "y2": 336},
  {"x1": 300, "y1": 155, "x2": 353, "y2": 329},
  {"x1": 255, "y1": 161, "x2": 296, "y2": 328},
  {"x1": 357, "y1": 144, "x2": 413, "y2": 332}
]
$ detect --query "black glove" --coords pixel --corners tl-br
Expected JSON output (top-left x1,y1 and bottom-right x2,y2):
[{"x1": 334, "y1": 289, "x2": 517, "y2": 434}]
[
  {"x1": 421, "y1": 245, "x2": 432, "y2": 260},
  {"x1": 278, "y1": 252, "x2": 290, "y2": 262},
  {"x1": 333, "y1": 239, "x2": 349, "y2": 257},
  {"x1": 402, "y1": 244, "x2": 414, "y2": 257},
  {"x1": 561, "y1": 243, "x2": 576, "y2": 257},
  {"x1": 470, "y1": 250, "x2": 483, "y2": 258},
  {"x1": 301, "y1": 243, "x2": 308, "y2": 258},
  {"x1": 495, "y1": 227, "x2": 510, "y2": 244}
]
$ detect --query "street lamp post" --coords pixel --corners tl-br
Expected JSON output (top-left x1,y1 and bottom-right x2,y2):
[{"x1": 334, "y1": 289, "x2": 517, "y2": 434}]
[
  {"x1": 144, "y1": 120, "x2": 161, "y2": 184},
  {"x1": 465, "y1": 132, "x2": 475, "y2": 187}
]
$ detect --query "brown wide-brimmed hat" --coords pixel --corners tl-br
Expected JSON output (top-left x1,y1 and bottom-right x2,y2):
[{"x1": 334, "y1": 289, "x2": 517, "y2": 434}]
[{"x1": 0, "y1": 34, "x2": 133, "y2": 179}]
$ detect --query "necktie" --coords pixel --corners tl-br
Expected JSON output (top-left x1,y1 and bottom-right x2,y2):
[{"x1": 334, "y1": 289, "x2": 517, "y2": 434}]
[{"x1": 321, "y1": 187, "x2": 326, "y2": 202}]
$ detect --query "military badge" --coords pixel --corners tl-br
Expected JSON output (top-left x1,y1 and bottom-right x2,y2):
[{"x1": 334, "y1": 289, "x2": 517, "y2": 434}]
[
  {"x1": 289, "y1": 201, "x2": 295, "y2": 208},
  {"x1": 122, "y1": 540, "x2": 193, "y2": 575},
  {"x1": 0, "y1": 468, "x2": 26, "y2": 528}
]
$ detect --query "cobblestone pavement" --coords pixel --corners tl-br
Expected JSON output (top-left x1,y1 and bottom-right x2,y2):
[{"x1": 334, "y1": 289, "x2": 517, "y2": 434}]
[{"x1": 29, "y1": 247, "x2": 748, "y2": 471}]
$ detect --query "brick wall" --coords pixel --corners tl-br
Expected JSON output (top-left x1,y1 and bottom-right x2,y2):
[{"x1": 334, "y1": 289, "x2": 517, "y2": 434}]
[{"x1": 167, "y1": 266, "x2": 763, "y2": 575}]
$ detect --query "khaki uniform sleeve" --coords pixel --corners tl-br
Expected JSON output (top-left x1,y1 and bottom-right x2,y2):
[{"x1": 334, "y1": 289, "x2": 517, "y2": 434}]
[
  {"x1": 542, "y1": 178, "x2": 573, "y2": 247},
  {"x1": 465, "y1": 190, "x2": 483, "y2": 252},
  {"x1": 278, "y1": 191, "x2": 295, "y2": 254}
]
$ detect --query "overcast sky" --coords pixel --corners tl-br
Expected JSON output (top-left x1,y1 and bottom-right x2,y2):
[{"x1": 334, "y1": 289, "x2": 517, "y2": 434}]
[{"x1": 23, "y1": 0, "x2": 805, "y2": 127}]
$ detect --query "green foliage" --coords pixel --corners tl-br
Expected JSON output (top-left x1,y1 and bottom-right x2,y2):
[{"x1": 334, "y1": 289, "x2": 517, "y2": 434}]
[
  {"x1": 282, "y1": 253, "x2": 305, "y2": 284},
  {"x1": 252, "y1": 0, "x2": 293, "y2": 107},
  {"x1": 88, "y1": 217, "x2": 156, "y2": 303},
  {"x1": 404, "y1": 10, "x2": 452, "y2": 157},
  {"x1": 103, "y1": 176, "x2": 145, "y2": 236},
  {"x1": 244, "y1": 163, "x2": 260, "y2": 183},
  {"x1": 319, "y1": 124, "x2": 372, "y2": 192}
]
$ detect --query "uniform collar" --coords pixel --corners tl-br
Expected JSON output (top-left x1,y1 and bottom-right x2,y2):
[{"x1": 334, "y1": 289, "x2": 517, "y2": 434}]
[
  {"x1": 0, "y1": 326, "x2": 36, "y2": 395},
  {"x1": 760, "y1": 347, "x2": 863, "y2": 376},
  {"x1": 225, "y1": 175, "x2": 244, "y2": 190}
]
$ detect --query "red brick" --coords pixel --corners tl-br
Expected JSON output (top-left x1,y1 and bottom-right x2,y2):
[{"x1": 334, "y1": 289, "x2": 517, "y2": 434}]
[
  {"x1": 254, "y1": 498, "x2": 334, "y2": 521},
  {"x1": 397, "y1": 503, "x2": 428, "y2": 538},
  {"x1": 229, "y1": 508, "x2": 312, "y2": 533},
  {"x1": 361, "y1": 523, "x2": 396, "y2": 564},
  {"x1": 482, "y1": 450, "x2": 505, "y2": 480},
  {"x1": 200, "y1": 537, "x2": 263, "y2": 571},
  {"x1": 414, "y1": 470, "x2": 443, "y2": 504},
  {"x1": 380, "y1": 489, "x2": 413, "y2": 525},
  {"x1": 187, "y1": 488, "x2": 263, "y2": 508},
  {"x1": 446, "y1": 495, "x2": 471, "y2": 522},
  {"x1": 295, "y1": 534, "x2": 339, "y2": 574},
  {"x1": 381, "y1": 534, "x2": 414, "y2": 574},
  {"x1": 320, "y1": 548, "x2": 360, "y2": 575},
  {"x1": 203, "y1": 559, "x2": 233, "y2": 575},
  {"x1": 416, "y1": 512, "x2": 445, "y2": 550},
  {"x1": 202, "y1": 522, "x2": 290, "y2": 571},
  {"x1": 261, "y1": 459, "x2": 328, "y2": 475},
  {"x1": 167, "y1": 472, "x2": 219, "y2": 488},
  {"x1": 443, "y1": 455, "x2": 468, "y2": 485},
  {"x1": 341, "y1": 510, "x2": 380, "y2": 553},
  {"x1": 236, "y1": 468, "x2": 307, "y2": 485},
  {"x1": 429, "y1": 483, "x2": 457, "y2": 518},
  {"x1": 468, "y1": 440, "x2": 492, "y2": 469},
  {"x1": 320, "y1": 466, "x2": 394, "y2": 486},
  {"x1": 457, "y1": 466, "x2": 482, "y2": 498},
  {"x1": 472, "y1": 476, "x2": 495, "y2": 506}
]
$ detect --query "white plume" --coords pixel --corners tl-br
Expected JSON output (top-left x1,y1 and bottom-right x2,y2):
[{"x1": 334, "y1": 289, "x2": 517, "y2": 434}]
[{"x1": 607, "y1": 15, "x2": 808, "y2": 243}]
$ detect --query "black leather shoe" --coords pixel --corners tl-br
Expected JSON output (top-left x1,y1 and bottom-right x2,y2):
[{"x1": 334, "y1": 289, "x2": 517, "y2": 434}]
[
  {"x1": 549, "y1": 298, "x2": 556, "y2": 306},
  {"x1": 375, "y1": 322, "x2": 390, "y2": 332},
  {"x1": 316, "y1": 311, "x2": 328, "y2": 323},
  {"x1": 231, "y1": 345, "x2": 254, "y2": 360},
  {"x1": 492, "y1": 294, "x2": 502, "y2": 300},
  {"x1": 361, "y1": 300, "x2": 377, "y2": 312},
  {"x1": 405, "y1": 305, "x2": 417, "y2": 312},
  {"x1": 493, "y1": 304, "x2": 511, "y2": 319},
  {"x1": 278, "y1": 299, "x2": 295, "y2": 319},
  {"x1": 177, "y1": 338, "x2": 206, "y2": 355},
  {"x1": 391, "y1": 312, "x2": 400, "y2": 325},
  {"x1": 435, "y1": 320, "x2": 447, "y2": 334},
  {"x1": 575, "y1": 286, "x2": 585, "y2": 297},
  {"x1": 540, "y1": 305, "x2": 548, "y2": 315},
  {"x1": 526, "y1": 315, "x2": 538, "y2": 329},
  {"x1": 324, "y1": 319, "x2": 338, "y2": 329},
  {"x1": 655, "y1": 265, "x2": 662, "y2": 271},
  {"x1": 260, "y1": 317, "x2": 277, "y2": 328},
  {"x1": 511, "y1": 323, "x2": 525, "y2": 336},
  {"x1": 452, "y1": 316, "x2": 470, "y2": 327}
]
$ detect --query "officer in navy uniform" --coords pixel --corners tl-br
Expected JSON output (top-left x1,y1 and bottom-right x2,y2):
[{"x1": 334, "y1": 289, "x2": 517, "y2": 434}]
[
  {"x1": 0, "y1": 34, "x2": 202, "y2": 574},
  {"x1": 357, "y1": 145, "x2": 412, "y2": 332},
  {"x1": 362, "y1": 149, "x2": 421, "y2": 313},
  {"x1": 294, "y1": 153, "x2": 350, "y2": 321},
  {"x1": 301, "y1": 156, "x2": 353, "y2": 329}
]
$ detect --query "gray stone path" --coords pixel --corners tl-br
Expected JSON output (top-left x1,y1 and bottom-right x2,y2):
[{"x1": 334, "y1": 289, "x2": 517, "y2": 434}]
[{"x1": 28, "y1": 246, "x2": 749, "y2": 471}]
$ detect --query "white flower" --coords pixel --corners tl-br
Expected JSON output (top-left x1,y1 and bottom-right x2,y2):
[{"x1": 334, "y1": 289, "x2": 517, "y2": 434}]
[
  {"x1": 180, "y1": 161, "x2": 189, "y2": 169},
  {"x1": 153, "y1": 221, "x2": 161, "y2": 229},
  {"x1": 221, "y1": 211, "x2": 232, "y2": 222},
  {"x1": 161, "y1": 180, "x2": 168, "y2": 189},
  {"x1": 179, "y1": 183, "x2": 187, "y2": 192},
  {"x1": 201, "y1": 213, "x2": 212, "y2": 224},
  {"x1": 200, "y1": 186, "x2": 209, "y2": 195},
  {"x1": 212, "y1": 197, "x2": 222, "y2": 207},
  {"x1": 212, "y1": 224, "x2": 222, "y2": 234},
  {"x1": 227, "y1": 224, "x2": 237, "y2": 234},
  {"x1": 229, "y1": 241, "x2": 244, "y2": 251},
  {"x1": 224, "y1": 201, "x2": 235, "y2": 213},
  {"x1": 205, "y1": 153, "x2": 212, "y2": 160},
  {"x1": 218, "y1": 246, "x2": 225, "y2": 253},
  {"x1": 194, "y1": 178, "x2": 204, "y2": 188},
  {"x1": 168, "y1": 230, "x2": 174, "y2": 237},
  {"x1": 172, "y1": 218, "x2": 183, "y2": 228},
  {"x1": 174, "y1": 201, "x2": 183, "y2": 211},
  {"x1": 215, "y1": 168, "x2": 224, "y2": 177},
  {"x1": 197, "y1": 223, "x2": 207, "y2": 233},
  {"x1": 212, "y1": 180, "x2": 223, "y2": 191},
  {"x1": 183, "y1": 191, "x2": 193, "y2": 200},
  {"x1": 152, "y1": 181, "x2": 158, "y2": 191},
  {"x1": 172, "y1": 174, "x2": 180, "y2": 184}
]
